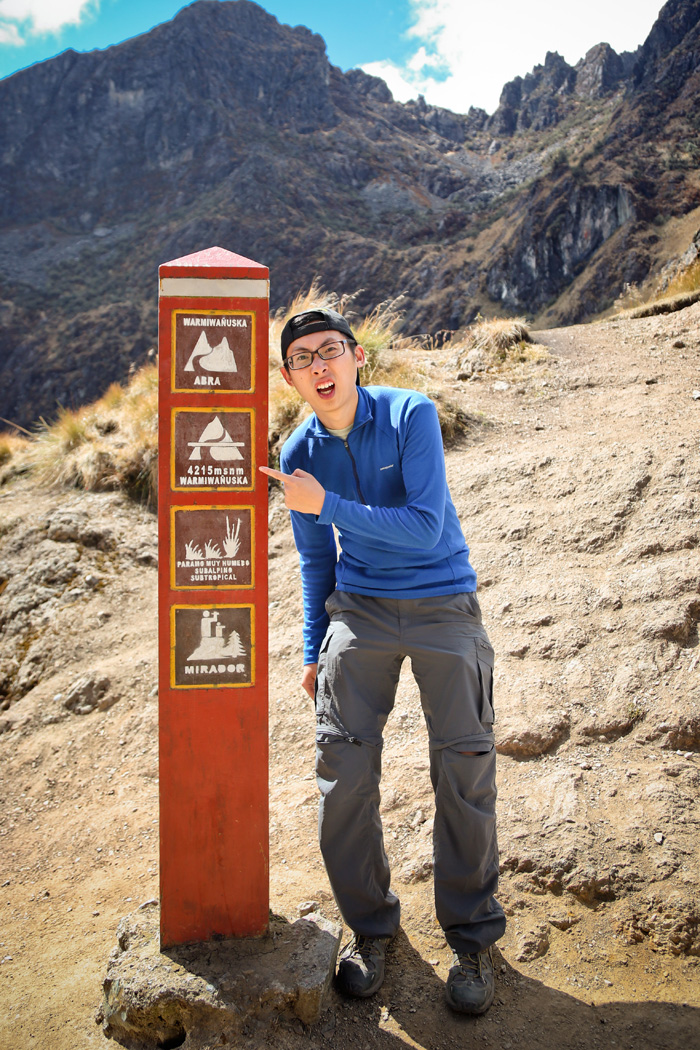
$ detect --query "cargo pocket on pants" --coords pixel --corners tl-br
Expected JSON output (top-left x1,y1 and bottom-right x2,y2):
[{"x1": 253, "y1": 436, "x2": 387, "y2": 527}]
[
  {"x1": 314, "y1": 631, "x2": 333, "y2": 714},
  {"x1": 476, "y1": 638, "x2": 495, "y2": 725}
]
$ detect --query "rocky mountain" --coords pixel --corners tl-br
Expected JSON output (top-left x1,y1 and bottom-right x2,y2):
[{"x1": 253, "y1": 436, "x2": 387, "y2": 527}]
[{"x1": 0, "y1": 0, "x2": 699, "y2": 427}]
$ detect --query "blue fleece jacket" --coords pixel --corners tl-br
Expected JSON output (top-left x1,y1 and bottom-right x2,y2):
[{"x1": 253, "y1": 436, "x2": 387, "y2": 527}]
[{"x1": 280, "y1": 385, "x2": 477, "y2": 664}]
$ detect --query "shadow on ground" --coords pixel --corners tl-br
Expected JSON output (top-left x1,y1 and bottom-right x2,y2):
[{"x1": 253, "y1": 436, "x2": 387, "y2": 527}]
[{"x1": 280, "y1": 930, "x2": 700, "y2": 1050}]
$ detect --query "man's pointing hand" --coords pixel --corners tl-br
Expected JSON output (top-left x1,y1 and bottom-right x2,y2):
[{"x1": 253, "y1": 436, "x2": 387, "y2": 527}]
[{"x1": 259, "y1": 466, "x2": 326, "y2": 516}]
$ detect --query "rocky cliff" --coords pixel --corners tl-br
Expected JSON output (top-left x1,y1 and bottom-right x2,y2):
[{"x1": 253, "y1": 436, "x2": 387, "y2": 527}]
[{"x1": 0, "y1": 0, "x2": 699, "y2": 427}]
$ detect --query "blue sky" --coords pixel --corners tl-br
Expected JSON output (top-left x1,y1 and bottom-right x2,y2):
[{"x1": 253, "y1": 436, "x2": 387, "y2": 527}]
[{"x1": 0, "y1": 0, "x2": 665, "y2": 114}]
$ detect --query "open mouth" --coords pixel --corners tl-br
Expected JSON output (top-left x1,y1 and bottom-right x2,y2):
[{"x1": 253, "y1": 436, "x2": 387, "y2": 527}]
[{"x1": 316, "y1": 380, "x2": 335, "y2": 399}]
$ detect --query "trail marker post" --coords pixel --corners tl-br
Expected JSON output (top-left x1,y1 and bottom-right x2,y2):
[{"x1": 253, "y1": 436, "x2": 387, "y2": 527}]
[{"x1": 157, "y1": 247, "x2": 269, "y2": 948}]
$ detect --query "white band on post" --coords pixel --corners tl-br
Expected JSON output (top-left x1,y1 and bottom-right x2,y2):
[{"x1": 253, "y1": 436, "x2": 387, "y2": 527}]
[{"x1": 160, "y1": 277, "x2": 270, "y2": 299}]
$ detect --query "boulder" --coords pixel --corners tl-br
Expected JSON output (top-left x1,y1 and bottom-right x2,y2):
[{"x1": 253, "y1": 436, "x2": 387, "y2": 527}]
[
  {"x1": 496, "y1": 707, "x2": 569, "y2": 758},
  {"x1": 96, "y1": 904, "x2": 342, "y2": 1048}
]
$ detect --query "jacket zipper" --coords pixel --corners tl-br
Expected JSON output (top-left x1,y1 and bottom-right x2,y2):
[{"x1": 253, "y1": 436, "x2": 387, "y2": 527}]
[{"x1": 343, "y1": 439, "x2": 366, "y2": 504}]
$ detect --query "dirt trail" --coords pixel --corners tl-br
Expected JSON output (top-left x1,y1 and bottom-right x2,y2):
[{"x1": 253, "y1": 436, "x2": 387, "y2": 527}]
[{"x1": 1, "y1": 305, "x2": 699, "y2": 1049}]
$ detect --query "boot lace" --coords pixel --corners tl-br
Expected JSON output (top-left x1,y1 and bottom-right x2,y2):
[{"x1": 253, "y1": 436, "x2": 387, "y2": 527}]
[
  {"x1": 349, "y1": 935, "x2": 376, "y2": 960},
  {"x1": 455, "y1": 951, "x2": 483, "y2": 978},
  {"x1": 340, "y1": 934, "x2": 387, "y2": 964}
]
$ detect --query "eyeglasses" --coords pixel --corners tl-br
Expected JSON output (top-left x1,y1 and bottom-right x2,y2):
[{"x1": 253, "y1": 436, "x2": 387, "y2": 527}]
[{"x1": 285, "y1": 339, "x2": 349, "y2": 371}]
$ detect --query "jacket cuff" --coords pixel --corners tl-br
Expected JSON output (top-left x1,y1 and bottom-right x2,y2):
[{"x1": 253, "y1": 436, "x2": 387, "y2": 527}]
[{"x1": 318, "y1": 490, "x2": 339, "y2": 525}]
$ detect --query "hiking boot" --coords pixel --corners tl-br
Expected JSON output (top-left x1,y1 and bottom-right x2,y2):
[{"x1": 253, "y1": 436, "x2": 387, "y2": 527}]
[
  {"x1": 336, "y1": 934, "x2": 391, "y2": 998},
  {"x1": 445, "y1": 947, "x2": 495, "y2": 1015}
]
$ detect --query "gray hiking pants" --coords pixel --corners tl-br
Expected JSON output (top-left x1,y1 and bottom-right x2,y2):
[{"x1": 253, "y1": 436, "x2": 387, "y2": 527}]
[{"x1": 315, "y1": 590, "x2": 506, "y2": 957}]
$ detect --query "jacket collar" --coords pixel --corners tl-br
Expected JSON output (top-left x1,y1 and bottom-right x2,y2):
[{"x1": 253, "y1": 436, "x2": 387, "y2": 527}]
[{"x1": 306, "y1": 384, "x2": 373, "y2": 438}]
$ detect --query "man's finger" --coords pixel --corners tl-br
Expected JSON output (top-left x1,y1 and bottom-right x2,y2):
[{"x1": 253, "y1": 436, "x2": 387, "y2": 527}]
[{"x1": 259, "y1": 465, "x2": 293, "y2": 483}]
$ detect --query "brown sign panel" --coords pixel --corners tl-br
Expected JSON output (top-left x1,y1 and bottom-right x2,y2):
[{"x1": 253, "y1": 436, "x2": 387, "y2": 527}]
[
  {"x1": 172, "y1": 310, "x2": 254, "y2": 392},
  {"x1": 172, "y1": 507, "x2": 253, "y2": 589},
  {"x1": 171, "y1": 604, "x2": 254, "y2": 689},
  {"x1": 172, "y1": 409, "x2": 254, "y2": 490}
]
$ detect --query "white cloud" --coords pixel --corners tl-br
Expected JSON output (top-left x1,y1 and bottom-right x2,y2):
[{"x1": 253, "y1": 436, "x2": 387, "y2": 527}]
[
  {"x1": 362, "y1": 59, "x2": 417, "y2": 103},
  {"x1": 0, "y1": 19, "x2": 22, "y2": 44},
  {"x1": 361, "y1": 0, "x2": 665, "y2": 115},
  {"x1": 0, "y1": 0, "x2": 97, "y2": 44}
]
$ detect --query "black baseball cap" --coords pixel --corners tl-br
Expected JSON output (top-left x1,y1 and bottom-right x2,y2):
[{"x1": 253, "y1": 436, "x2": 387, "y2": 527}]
[{"x1": 280, "y1": 308, "x2": 356, "y2": 360}]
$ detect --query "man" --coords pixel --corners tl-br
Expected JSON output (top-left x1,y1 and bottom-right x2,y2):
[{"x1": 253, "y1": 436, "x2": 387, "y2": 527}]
[{"x1": 260, "y1": 308, "x2": 505, "y2": 1015}]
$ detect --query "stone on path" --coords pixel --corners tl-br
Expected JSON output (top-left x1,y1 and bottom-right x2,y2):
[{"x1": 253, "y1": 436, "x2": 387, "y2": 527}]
[
  {"x1": 63, "y1": 674, "x2": 112, "y2": 715},
  {"x1": 496, "y1": 706, "x2": 569, "y2": 758},
  {"x1": 96, "y1": 902, "x2": 342, "y2": 1048},
  {"x1": 514, "y1": 922, "x2": 550, "y2": 962}
]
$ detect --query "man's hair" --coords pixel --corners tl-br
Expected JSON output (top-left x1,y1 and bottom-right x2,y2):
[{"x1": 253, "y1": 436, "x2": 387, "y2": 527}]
[{"x1": 280, "y1": 308, "x2": 356, "y2": 361}]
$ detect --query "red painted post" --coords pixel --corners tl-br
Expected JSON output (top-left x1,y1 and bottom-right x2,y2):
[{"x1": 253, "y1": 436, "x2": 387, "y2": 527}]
[{"x1": 157, "y1": 247, "x2": 269, "y2": 947}]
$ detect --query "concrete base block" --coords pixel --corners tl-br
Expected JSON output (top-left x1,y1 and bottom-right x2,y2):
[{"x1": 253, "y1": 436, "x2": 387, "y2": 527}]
[{"x1": 96, "y1": 902, "x2": 342, "y2": 1049}]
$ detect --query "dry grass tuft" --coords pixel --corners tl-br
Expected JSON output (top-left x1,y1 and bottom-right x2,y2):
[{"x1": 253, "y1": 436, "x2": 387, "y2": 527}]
[
  {"x1": 0, "y1": 431, "x2": 30, "y2": 466},
  {"x1": 350, "y1": 294, "x2": 422, "y2": 380},
  {"x1": 267, "y1": 377, "x2": 309, "y2": 467},
  {"x1": 29, "y1": 364, "x2": 158, "y2": 506},
  {"x1": 471, "y1": 316, "x2": 533, "y2": 354},
  {"x1": 0, "y1": 431, "x2": 32, "y2": 485},
  {"x1": 451, "y1": 316, "x2": 549, "y2": 378}
]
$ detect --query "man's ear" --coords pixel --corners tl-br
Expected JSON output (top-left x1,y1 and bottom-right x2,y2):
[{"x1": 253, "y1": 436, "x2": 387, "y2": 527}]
[
  {"x1": 280, "y1": 364, "x2": 294, "y2": 387},
  {"x1": 354, "y1": 343, "x2": 366, "y2": 369}
]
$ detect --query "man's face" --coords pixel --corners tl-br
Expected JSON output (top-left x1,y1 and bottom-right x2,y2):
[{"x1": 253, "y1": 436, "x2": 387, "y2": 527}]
[{"x1": 281, "y1": 329, "x2": 365, "y2": 428}]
